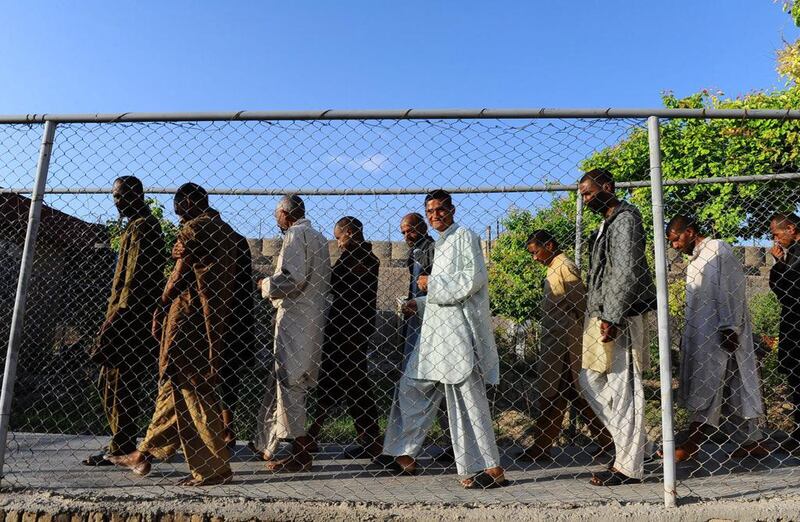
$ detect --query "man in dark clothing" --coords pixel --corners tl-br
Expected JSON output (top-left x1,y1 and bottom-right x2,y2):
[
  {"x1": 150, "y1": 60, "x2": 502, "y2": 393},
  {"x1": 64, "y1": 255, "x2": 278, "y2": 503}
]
[
  {"x1": 400, "y1": 213, "x2": 435, "y2": 368},
  {"x1": 769, "y1": 212, "x2": 800, "y2": 443},
  {"x1": 83, "y1": 176, "x2": 165, "y2": 466},
  {"x1": 218, "y1": 232, "x2": 257, "y2": 447},
  {"x1": 308, "y1": 216, "x2": 382, "y2": 458}
]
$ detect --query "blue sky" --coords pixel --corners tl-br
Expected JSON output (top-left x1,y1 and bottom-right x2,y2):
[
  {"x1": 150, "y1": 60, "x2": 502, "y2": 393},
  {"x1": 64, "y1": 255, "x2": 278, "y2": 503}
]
[
  {"x1": 1, "y1": 1, "x2": 796, "y2": 113},
  {"x1": 1, "y1": 1, "x2": 798, "y2": 241}
]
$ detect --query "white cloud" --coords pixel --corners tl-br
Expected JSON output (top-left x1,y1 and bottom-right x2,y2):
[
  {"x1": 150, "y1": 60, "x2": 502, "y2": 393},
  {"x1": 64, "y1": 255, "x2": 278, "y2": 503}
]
[{"x1": 327, "y1": 153, "x2": 389, "y2": 173}]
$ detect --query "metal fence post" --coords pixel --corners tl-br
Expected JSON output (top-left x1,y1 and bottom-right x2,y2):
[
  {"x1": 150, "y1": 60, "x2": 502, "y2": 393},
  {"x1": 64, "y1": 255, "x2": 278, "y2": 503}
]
[
  {"x1": 647, "y1": 116, "x2": 677, "y2": 508},
  {"x1": 0, "y1": 120, "x2": 57, "y2": 481},
  {"x1": 574, "y1": 192, "x2": 584, "y2": 269}
]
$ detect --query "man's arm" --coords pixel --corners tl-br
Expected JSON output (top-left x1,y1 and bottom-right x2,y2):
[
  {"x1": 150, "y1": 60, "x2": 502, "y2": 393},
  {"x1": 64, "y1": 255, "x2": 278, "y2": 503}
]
[
  {"x1": 426, "y1": 230, "x2": 487, "y2": 305},
  {"x1": 263, "y1": 228, "x2": 309, "y2": 299},
  {"x1": 601, "y1": 213, "x2": 641, "y2": 327}
]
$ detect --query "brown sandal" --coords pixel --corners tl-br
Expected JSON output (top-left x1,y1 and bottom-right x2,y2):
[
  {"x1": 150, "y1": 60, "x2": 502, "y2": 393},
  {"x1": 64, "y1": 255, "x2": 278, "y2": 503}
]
[{"x1": 266, "y1": 455, "x2": 312, "y2": 473}]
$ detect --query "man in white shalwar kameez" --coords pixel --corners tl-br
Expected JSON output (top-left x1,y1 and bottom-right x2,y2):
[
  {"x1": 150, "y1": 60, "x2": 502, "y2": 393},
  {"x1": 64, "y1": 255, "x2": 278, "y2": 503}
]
[
  {"x1": 382, "y1": 190, "x2": 506, "y2": 489},
  {"x1": 251, "y1": 194, "x2": 331, "y2": 472},
  {"x1": 666, "y1": 215, "x2": 767, "y2": 462}
]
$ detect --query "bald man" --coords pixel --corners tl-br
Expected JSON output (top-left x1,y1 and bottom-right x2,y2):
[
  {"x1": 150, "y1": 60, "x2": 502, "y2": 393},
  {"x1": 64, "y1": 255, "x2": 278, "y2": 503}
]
[
  {"x1": 400, "y1": 213, "x2": 435, "y2": 368},
  {"x1": 251, "y1": 194, "x2": 331, "y2": 472}
]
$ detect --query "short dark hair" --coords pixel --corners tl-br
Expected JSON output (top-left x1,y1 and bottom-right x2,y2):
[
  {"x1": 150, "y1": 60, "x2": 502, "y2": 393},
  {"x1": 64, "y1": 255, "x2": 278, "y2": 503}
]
[
  {"x1": 666, "y1": 214, "x2": 702, "y2": 236},
  {"x1": 336, "y1": 216, "x2": 365, "y2": 239},
  {"x1": 579, "y1": 168, "x2": 615, "y2": 189},
  {"x1": 424, "y1": 189, "x2": 453, "y2": 208},
  {"x1": 526, "y1": 229, "x2": 559, "y2": 249},
  {"x1": 113, "y1": 176, "x2": 144, "y2": 197},
  {"x1": 770, "y1": 212, "x2": 800, "y2": 229},
  {"x1": 175, "y1": 182, "x2": 209, "y2": 207}
]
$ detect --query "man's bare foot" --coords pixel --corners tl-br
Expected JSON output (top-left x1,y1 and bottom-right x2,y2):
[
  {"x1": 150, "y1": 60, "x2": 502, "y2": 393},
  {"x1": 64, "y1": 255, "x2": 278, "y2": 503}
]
[
  {"x1": 266, "y1": 452, "x2": 313, "y2": 473},
  {"x1": 105, "y1": 451, "x2": 151, "y2": 476}
]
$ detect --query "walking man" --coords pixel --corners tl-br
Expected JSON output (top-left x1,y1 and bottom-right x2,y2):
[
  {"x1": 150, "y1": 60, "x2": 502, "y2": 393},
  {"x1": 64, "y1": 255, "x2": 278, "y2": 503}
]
[
  {"x1": 578, "y1": 169, "x2": 656, "y2": 486},
  {"x1": 666, "y1": 215, "x2": 767, "y2": 461},
  {"x1": 84, "y1": 176, "x2": 165, "y2": 467},
  {"x1": 251, "y1": 194, "x2": 331, "y2": 472}
]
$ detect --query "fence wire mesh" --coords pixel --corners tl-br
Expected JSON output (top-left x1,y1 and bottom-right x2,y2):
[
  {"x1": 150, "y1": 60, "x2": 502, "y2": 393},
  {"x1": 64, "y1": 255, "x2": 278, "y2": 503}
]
[{"x1": 0, "y1": 114, "x2": 799, "y2": 507}]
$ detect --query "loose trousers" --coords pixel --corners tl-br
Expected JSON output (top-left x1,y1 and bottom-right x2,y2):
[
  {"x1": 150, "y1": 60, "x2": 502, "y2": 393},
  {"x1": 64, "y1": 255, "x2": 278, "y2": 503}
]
[
  {"x1": 100, "y1": 366, "x2": 143, "y2": 455},
  {"x1": 139, "y1": 378, "x2": 231, "y2": 482},
  {"x1": 383, "y1": 368, "x2": 500, "y2": 475},
  {"x1": 580, "y1": 315, "x2": 648, "y2": 479},
  {"x1": 691, "y1": 355, "x2": 763, "y2": 444},
  {"x1": 253, "y1": 364, "x2": 310, "y2": 456}
]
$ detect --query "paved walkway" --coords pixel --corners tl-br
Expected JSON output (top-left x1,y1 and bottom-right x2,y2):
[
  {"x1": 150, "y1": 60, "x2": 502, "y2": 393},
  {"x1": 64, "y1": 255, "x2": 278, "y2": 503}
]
[{"x1": 3, "y1": 432, "x2": 800, "y2": 507}]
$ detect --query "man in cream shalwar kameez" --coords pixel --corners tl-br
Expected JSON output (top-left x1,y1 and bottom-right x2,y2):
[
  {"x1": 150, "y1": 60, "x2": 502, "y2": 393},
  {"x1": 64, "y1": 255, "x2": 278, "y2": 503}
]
[
  {"x1": 252, "y1": 195, "x2": 331, "y2": 472},
  {"x1": 383, "y1": 190, "x2": 505, "y2": 489},
  {"x1": 666, "y1": 215, "x2": 766, "y2": 461}
]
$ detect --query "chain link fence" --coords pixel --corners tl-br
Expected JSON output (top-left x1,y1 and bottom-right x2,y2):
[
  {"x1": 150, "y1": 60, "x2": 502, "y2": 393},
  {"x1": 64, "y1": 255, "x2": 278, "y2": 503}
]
[{"x1": 1, "y1": 110, "x2": 799, "y2": 508}]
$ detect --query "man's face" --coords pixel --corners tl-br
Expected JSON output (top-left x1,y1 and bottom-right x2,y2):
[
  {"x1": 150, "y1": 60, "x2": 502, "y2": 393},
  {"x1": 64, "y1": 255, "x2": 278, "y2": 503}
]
[
  {"x1": 112, "y1": 182, "x2": 134, "y2": 217},
  {"x1": 425, "y1": 198, "x2": 455, "y2": 233},
  {"x1": 173, "y1": 197, "x2": 190, "y2": 220},
  {"x1": 667, "y1": 227, "x2": 696, "y2": 256},
  {"x1": 771, "y1": 219, "x2": 798, "y2": 249},
  {"x1": 334, "y1": 225, "x2": 352, "y2": 250},
  {"x1": 400, "y1": 219, "x2": 423, "y2": 246},
  {"x1": 526, "y1": 242, "x2": 553, "y2": 266},
  {"x1": 275, "y1": 208, "x2": 290, "y2": 233},
  {"x1": 579, "y1": 179, "x2": 613, "y2": 215}
]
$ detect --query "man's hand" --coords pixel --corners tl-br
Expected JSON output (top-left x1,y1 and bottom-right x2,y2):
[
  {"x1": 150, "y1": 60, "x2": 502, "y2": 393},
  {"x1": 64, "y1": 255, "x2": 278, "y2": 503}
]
[
  {"x1": 401, "y1": 299, "x2": 418, "y2": 318},
  {"x1": 151, "y1": 308, "x2": 164, "y2": 341},
  {"x1": 599, "y1": 320, "x2": 619, "y2": 343},
  {"x1": 771, "y1": 243, "x2": 785, "y2": 262},
  {"x1": 171, "y1": 240, "x2": 185, "y2": 260},
  {"x1": 417, "y1": 275, "x2": 429, "y2": 293},
  {"x1": 720, "y1": 328, "x2": 738, "y2": 353}
]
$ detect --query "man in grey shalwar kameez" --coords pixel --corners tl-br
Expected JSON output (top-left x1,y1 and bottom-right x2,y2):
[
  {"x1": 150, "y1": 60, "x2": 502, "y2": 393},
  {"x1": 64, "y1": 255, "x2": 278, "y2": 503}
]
[
  {"x1": 666, "y1": 215, "x2": 767, "y2": 462},
  {"x1": 383, "y1": 190, "x2": 506, "y2": 489},
  {"x1": 251, "y1": 194, "x2": 331, "y2": 472}
]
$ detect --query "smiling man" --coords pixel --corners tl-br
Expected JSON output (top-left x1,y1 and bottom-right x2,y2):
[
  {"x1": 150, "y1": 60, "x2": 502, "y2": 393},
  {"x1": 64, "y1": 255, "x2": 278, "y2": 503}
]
[{"x1": 381, "y1": 189, "x2": 505, "y2": 489}]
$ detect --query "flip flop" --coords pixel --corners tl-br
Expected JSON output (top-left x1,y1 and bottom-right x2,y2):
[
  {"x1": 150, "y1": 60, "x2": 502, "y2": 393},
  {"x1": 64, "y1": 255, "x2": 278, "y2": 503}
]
[
  {"x1": 177, "y1": 474, "x2": 233, "y2": 486},
  {"x1": 104, "y1": 455, "x2": 151, "y2": 477},
  {"x1": 266, "y1": 456, "x2": 313, "y2": 473},
  {"x1": 385, "y1": 460, "x2": 417, "y2": 475},
  {"x1": 462, "y1": 470, "x2": 507, "y2": 489},
  {"x1": 82, "y1": 453, "x2": 113, "y2": 467},
  {"x1": 589, "y1": 469, "x2": 641, "y2": 486}
]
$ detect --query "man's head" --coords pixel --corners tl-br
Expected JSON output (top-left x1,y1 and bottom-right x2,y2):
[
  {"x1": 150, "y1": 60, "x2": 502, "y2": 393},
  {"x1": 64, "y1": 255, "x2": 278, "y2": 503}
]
[
  {"x1": 400, "y1": 213, "x2": 427, "y2": 246},
  {"x1": 578, "y1": 168, "x2": 618, "y2": 216},
  {"x1": 424, "y1": 189, "x2": 456, "y2": 233},
  {"x1": 526, "y1": 229, "x2": 560, "y2": 266},
  {"x1": 275, "y1": 194, "x2": 305, "y2": 232},
  {"x1": 173, "y1": 183, "x2": 209, "y2": 220},
  {"x1": 112, "y1": 176, "x2": 145, "y2": 218},
  {"x1": 666, "y1": 214, "x2": 703, "y2": 256},
  {"x1": 334, "y1": 216, "x2": 365, "y2": 250},
  {"x1": 770, "y1": 212, "x2": 800, "y2": 249}
]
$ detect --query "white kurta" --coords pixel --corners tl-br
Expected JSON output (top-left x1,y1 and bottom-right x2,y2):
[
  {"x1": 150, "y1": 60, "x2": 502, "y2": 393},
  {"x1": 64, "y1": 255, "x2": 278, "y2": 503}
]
[
  {"x1": 679, "y1": 238, "x2": 764, "y2": 422},
  {"x1": 384, "y1": 223, "x2": 500, "y2": 475},
  {"x1": 407, "y1": 223, "x2": 500, "y2": 385},
  {"x1": 254, "y1": 218, "x2": 331, "y2": 453}
]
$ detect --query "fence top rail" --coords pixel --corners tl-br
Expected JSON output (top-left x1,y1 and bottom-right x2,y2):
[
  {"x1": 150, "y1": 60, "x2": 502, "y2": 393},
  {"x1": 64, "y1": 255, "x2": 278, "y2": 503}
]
[
  {"x1": 2, "y1": 107, "x2": 800, "y2": 123},
  {"x1": 2, "y1": 173, "x2": 798, "y2": 197}
]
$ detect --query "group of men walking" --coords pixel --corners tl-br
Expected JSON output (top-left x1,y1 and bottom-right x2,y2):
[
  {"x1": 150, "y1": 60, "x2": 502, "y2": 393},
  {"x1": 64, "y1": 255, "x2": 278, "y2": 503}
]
[{"x1": 83, "y1": 169, "x2": 800, "y2": 489}]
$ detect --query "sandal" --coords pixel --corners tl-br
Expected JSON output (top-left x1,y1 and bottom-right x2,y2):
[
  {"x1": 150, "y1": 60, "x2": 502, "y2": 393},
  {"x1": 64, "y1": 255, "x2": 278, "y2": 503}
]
[
  {"x1": 589, "y1": 469, "x2": 641, "y2": 486},
  {"x1": 247, "y1": 441, "x2": 273, "y2": 461},
  {"x1": 177, "y1": 474, "x2": 233, "y2": 486},
  {"x1": 461, "y1": 470, "x2": 508, "y2": 489},
  {"x1": 385, "y1": 459, "x2": 417, "y2": 476},
  {"x1": 82, "y1": 452, "x2": 113, "y2": 467},
  {"x1": 266, "y1": 455, "x2": 313, "y2": 473}
]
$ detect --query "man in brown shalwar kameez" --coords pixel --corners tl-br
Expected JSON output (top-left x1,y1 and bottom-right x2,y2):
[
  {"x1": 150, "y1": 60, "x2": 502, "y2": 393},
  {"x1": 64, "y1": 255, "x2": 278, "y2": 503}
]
[
  {"x1": 84, "y1": 176, "x2": 165, "y2": 467},
  {"x1": 108, "y1": 183, "x2": 235, "y2": 486}
]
